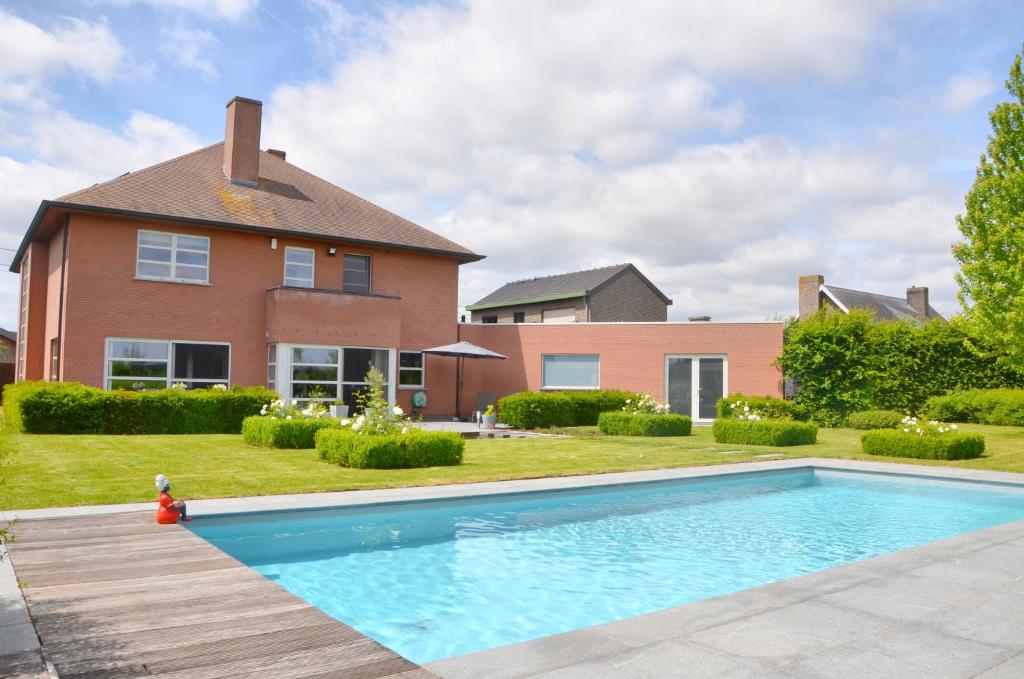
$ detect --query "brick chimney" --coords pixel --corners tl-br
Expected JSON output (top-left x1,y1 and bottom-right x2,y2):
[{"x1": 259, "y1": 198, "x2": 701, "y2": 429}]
[
  {"x1": 798, "y1": 274, "x2": 824, "y2": 320},
  {"x1": 223, "y1": 96, "x2": 262, "y2": 187},
  {"x1": 907, "y1": 286, "x2": 929, "y2": 319}
]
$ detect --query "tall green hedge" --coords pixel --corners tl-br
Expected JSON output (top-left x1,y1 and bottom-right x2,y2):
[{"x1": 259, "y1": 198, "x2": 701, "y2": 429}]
[
  {"x1": 780, "y1": 311, "x2": 1024, "y2": 426},
  {"x1": 924, "y1": 389, "x2": 1024, "y2": 426},
  {"x1": 3, "y1": 381, "x2": 276, "y2": 434},
  {"x1": 498, "y1": 390, "x2": 639, "y2": 429}
]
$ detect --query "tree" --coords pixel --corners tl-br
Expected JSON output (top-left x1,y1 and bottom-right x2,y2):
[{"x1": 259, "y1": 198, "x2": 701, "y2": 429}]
[{"x1": 954, "y1": 47, "x2": 1024, "y2": 369}]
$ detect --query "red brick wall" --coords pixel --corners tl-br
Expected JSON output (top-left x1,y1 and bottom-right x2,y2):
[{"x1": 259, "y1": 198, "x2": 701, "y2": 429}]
[
  {"x1": 55, "y1": 212, "x2": 460, "y2": 415},
  {"x1": 44, "y1": 225, "x2": 66, "y2": 380},
  {"x1": 459, "y1": 322, "x2": 783, "y2": 410},
  {"x1": 20, "y1": 242, "x2": 50, "y2": 381}
]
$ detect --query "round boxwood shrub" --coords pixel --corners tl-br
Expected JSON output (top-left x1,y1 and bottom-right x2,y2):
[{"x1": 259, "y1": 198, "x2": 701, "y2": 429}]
[
  {"x1": 242, "y1": 415, "x2": 339, "y2": 449},
  {"x1": 711, "y1": 418, "x2": 818, "y2": 446},
  {"x1": 597, "y1": 412, "x2": 692, "y2": 436},
  {"x1": 846, "y1": 410, "x2": 904, "y2": 430},
  {"x1": 861, "y1": 429, "x2": 984, "y2": 460},
  {"x1": 316, "y1": 428, "x2": 464, "y2": 468}
]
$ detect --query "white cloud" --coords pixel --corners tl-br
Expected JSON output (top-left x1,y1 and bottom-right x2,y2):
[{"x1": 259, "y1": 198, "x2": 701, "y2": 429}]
[
  {"x1": 260, "y1": 0, "x2": 957, "y2": 322},
  {"x1": 101, "y1": 0, "x2": 258, "y2": 22},
  {"x1": 943, "y1": 69, "x2": 998, "y2": 113},
  {"x1": 160, "y1": 25, "x2": 220, "y2": 79},
  {"x1": 0, "y1": 10, "x2": 125, "y2": 99}
]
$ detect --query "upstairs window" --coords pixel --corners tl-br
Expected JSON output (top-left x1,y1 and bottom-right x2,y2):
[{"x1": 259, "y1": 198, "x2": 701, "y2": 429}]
[
  {"x1": 482, "y1": 315, "x2": 498, "y2": 324},
  {"x1": 284, "y1": 247, "x2": 315, "y2": 288},
  {"x1": 343, "y1": 254, "x2": 371, "y2": 294},
  {"x1": 137, "y1": 230, "x2": 210, "y2": 284},
  {"x1": 513, "y1": 311, "x2": 525, "y2": 323}
]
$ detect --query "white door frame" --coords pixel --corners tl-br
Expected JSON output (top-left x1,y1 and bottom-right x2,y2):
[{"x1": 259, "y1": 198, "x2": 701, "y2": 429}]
[{"x1": 664, "y1": 354, "x2": 728, "y2": 422}]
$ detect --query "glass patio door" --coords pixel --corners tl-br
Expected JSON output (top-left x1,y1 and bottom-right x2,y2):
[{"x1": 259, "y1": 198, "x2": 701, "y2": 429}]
[{"x1": 665, "y1": 355, "x2": 726, "y2": 421}]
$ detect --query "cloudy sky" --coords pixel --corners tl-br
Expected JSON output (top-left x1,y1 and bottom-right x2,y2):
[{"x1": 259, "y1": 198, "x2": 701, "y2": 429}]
[{"x1": 1, "y1": 0, "x2": 1021, "y2": 327}]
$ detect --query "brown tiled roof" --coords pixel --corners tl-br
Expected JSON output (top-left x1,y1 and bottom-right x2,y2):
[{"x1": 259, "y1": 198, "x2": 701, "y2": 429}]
[{"x1": 51, "y1": 143, "x2": 480, "y2": 261}]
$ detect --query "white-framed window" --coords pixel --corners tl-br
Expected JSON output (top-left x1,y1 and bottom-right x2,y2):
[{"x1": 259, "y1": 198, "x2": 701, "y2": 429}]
[
  {"x1": 267, "y1": 344, "x2": 277, "y2": 392},
  {"x1": 343, "y1": 253, "x2": 371, "y2": 294},
  {"x1": 282, "y1": 344, "x2": 390, "y2": 408},
  {"x1": 542, "y1": 354, "x2": 599, "y2": 390},
  {"x1": 284, "y1": 246, "x2": 315, "y2": 288},
  {"x1": 399, "y1": 351, "x2": 424, "y2": 388},
  {"x1": 17, "y1": 253, "x2": 28, "y2": 380},
  {"x1": 136, "y1": 230, "x2": 210, "y2": 284},
  {"x1": 105, "y1": 338, "x2": 229, "y2": 390}
]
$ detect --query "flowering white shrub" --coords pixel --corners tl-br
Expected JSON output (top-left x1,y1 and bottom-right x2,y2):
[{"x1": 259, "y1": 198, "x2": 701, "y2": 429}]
[
  {"x1": 340, "y1": 366, "x2": 413, "y2": 436},
  {"x1": 622, "y1": 394, "x2": 670, "y2": 415},
  {"x1": 258, "y1": 397, "x2": 330, "y2": 420},
  {"x1": 898, "y1": 415, "x2": 959, "y2": 436},
  {"x1": 212, "y1": 383, "x2": 228, "y2": 391},
  {"x1": 171, "y1": 382, "x2": 188, "y2": 390},
  {"x1": 730, "y1": 400, "x2": 763, "y2": 422}
]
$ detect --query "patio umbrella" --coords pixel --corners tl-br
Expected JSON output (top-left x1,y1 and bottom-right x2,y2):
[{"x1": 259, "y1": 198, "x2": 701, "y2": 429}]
[{"x1": 421, "y1": 341, "x2": 508, "y2": 419}]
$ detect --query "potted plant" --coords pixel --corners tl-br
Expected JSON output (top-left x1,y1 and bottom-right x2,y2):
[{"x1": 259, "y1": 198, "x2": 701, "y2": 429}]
[
  {"x1": 481, "y1": 404, "x2": 497, "y2": 429},
  {"x1": 329, "y1": 400, "x2": 349, "y2": 419}
]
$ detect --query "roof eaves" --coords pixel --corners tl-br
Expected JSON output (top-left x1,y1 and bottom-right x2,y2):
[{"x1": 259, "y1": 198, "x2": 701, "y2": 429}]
[
  {"x1": 466, "y1": 290, "x2": 586, "y2": 311},
  {"x1": 13, "y1": 202, "x2": 485, "y2": 269},
  {"x1": 820, "y1": 284, "x2": 851, "y2": 314}
]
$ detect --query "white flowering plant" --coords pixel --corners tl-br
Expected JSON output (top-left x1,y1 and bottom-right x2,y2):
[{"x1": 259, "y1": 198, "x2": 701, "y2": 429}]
[
  {"x1": 341, "y1": 366, "x2": 412, "y2": 436},
  {"x1": 897, "y1": 415, "x2": 959, "y2": 437},
  {"x1": 730, "y1": 399, "x2": 764, "y2": 422},
  {"x1": 258, "y1": 397, "x2": 330, "y2": 421},
  {"x1": 622, "y1": 394, "x2": 670, "y2": 415}
]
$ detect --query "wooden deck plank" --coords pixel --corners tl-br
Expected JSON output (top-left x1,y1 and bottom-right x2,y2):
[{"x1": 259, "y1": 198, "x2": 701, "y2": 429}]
[{"x1": 6, "y1": 511, "x2": 438, "y2": 679}]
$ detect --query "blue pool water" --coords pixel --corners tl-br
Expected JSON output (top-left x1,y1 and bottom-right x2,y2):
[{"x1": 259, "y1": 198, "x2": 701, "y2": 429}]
[{"x1": 189, "y1": 469, "x2": 1024, "y2": 663}]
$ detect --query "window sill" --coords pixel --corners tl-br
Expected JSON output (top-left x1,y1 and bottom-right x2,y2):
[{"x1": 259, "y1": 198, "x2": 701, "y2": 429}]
[
  {"x1": 398, "y1": 385, "x2": 426, "y2": 391},
  {"x1": 540, "y1": 386, "x2": 600, "y2": 391},
  {"x1": 135, "y1": 276, "x2": 211, "y2": 286}
]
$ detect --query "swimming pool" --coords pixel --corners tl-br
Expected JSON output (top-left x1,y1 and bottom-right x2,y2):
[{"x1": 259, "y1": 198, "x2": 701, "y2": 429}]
[{"x1": 189, "y1": 468, "x2": 1024, "y2": 663}]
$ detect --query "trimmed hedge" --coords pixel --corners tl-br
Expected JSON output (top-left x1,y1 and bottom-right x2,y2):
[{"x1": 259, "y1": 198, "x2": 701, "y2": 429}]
[
  {"x1": 498, "y1": 390, "x2": 639, "y2": 429},
  {"x1": 597, "y1": 412, "x2": 692, "y2": 436},
  {"x1": 3, "y1": 381, "x2": 275, "y2": 434},
  {"x1": 242, "y1": 416, "x2": 339, "y2": 449},
  {"x1": 861, "y1": 429, "x2": 985, "y2": 460},
  {"x1": 716, "y1": 393, "x2": 808, "y2": 421},
  {"x1": 711, "y1": 418, "x2": 818, "y2": 446},
  {"x1": 846, "y1": 410, "x2": 904, "y2": 430},
  {"x1": 316, "y1": 428, "x2": 464, "y2": 468},
  {"x1": 924, "y1": 389, "x2": 1024, "y2": 426}
]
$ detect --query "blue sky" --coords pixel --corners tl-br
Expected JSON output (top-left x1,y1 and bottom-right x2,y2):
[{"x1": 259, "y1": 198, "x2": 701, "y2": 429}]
[{"x1": 1, "y1": 0, "x2": 1022, "y2": 328}]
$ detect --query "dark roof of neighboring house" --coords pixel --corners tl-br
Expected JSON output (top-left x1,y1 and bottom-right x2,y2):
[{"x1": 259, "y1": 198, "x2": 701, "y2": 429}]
[
  {"x1": 467, "y1": 263, "x2": 672, "y2": 311},
  {"x1": 0, "y1": 328, "x2": 15, "y2": 343},
  {"x1": 11, "y1": 143, "x2": 481, "y2": 272},
  {"x1": 822, "y1": 284, "x2": 943, "y2": 322}
]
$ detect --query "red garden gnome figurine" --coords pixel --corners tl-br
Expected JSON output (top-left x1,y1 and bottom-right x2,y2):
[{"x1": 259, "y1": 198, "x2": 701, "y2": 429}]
[{"x1": 155, "y1": 474, "x2": 191, "y2": 524}]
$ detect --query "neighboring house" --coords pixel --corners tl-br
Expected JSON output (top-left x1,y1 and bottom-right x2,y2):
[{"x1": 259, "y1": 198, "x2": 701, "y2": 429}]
[
  {"x1": 467, "y1": 263, "x2": 672, "y2": 324},
  {"x1": 0, "y1": 328, "x2": 16, "y2": 363},
  {"x1": 798, "y1": 274, "x2": 944, "y2": 322},
  {"x1": 12, "y1": 96, "x2": 783, "y2": 421}
]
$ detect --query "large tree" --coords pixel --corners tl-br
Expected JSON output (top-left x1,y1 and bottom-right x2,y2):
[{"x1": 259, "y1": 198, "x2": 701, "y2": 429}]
[{"x1": 954, "y1": 47, "x2": 1024, "y2": 368}]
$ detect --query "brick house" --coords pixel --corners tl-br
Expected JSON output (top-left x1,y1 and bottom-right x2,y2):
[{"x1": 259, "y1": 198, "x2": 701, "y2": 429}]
[
  {"x1": 467, "y1": 263, "x2": 671, "y2": 324},
  {"x1": 12, "y1": 97, "x2": 783, "y2": 420},
  {"x1": 798, "y1": 274, "x2": 944, "y2": 322}
]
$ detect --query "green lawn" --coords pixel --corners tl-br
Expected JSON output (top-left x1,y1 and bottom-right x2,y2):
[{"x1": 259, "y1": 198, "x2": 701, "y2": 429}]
[{"x1": 2, "y1": 424, "x2": 1023, "y2": 510}]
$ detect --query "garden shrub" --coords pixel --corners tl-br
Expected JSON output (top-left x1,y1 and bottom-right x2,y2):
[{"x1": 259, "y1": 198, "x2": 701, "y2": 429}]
[
  {"x1": 242, "y1": 415, "x2": 338, "y2": 449},
  {"x1": 597, "y1": 412, "x2": 692, "y2": 436},
  {"x1": 924, "y1": 388, "x2": 1024, "y2": 426},
  {"x1": 846, "y1": 410, "x2": 904, "y2": 430},
  {"x1": 860, "y1": 429, "x2": 985, "y2": 460},
  {"x1": 711, "y1": 418, "x2": 818, "y2": 446},
  {"x1": 780, "y1": 312, "x2": 1024, "y2": 426},
  {"x1": 498, "y1": 390, "x2": 639, "y2": 429},
  {"x1": 716, "y1": 394, "x2": 808, "y2": 421},
  {"x1": 316, "y1": 428, "x2": 464, "y2": 468},
  {"x1": 3, "y1": 381, "x2": 275, "y2": 434}
]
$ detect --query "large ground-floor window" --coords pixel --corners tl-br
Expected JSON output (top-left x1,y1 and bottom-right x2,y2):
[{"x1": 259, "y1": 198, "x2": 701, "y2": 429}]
[
  {"x1": 269, "y1": 343, "x2": 395, "y2": 410},
  {"x1": 106, "y1": 338, "x2": 230, "y2": 390}
]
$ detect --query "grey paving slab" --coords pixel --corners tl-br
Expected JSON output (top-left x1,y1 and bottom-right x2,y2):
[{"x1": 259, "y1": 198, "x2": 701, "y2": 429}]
[
  {"x1": 975, "y1": 653, "x2": 1024, "y2": 678},
  {"x1": 820, "y1": 572, "x2": 982, "y2": 621},
  {"x1": 781, "y1": 642, "x2": 958, "y2": 679},
  {"x1": 850, "y1": 626, "x2": 1013, "y2": 677}
]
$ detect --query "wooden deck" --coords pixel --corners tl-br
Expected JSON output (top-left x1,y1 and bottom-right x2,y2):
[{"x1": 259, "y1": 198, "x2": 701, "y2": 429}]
[{"x1": 2, "y1": 512, "x2": 436, "y2": 679}]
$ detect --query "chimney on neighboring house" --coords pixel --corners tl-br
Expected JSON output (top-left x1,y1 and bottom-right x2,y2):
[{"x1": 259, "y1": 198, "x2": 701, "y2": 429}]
[
  {"x1": 907, "y1": 286, "x2": 929, "y2": 319},
  {"x1": 223, "y1": 96, "x2": 262, "y2": 187},
  {"x1": 798, "y1": 274, "x2": 824, "y2": 320}
]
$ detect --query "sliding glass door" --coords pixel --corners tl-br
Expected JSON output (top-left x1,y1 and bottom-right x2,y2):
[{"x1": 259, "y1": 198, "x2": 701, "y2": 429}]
[{"x1": 665, "y1": 355, "x2": 727, "y2": 421}]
